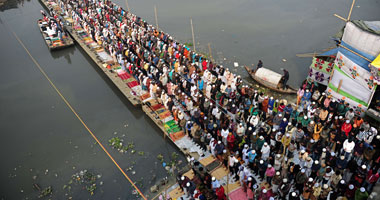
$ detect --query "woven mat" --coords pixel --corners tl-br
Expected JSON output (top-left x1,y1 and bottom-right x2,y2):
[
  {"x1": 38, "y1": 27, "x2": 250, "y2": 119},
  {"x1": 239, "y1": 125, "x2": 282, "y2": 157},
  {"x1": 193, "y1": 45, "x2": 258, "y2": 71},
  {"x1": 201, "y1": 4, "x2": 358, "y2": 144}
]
[
  {"x1": 200, "y1": 156, "x2": 216, "y2": 167},
  {"x1": 211, "y1": 167, "x2": 229, "y2": 180}
]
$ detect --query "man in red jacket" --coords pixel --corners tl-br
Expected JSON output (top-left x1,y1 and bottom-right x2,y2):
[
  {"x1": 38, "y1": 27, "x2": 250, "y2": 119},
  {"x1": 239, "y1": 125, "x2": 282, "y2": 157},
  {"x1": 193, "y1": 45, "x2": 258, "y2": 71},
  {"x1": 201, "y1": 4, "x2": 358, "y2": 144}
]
[
  {"x1": 341, "y1": 120, "x2": 352, "y2": 136},
  {"x1": 215, "y1": 185, "x2": 226, "y2": 200},
  {"x1": 363, "y1": 167, "x2": 380, "y2": 193}
]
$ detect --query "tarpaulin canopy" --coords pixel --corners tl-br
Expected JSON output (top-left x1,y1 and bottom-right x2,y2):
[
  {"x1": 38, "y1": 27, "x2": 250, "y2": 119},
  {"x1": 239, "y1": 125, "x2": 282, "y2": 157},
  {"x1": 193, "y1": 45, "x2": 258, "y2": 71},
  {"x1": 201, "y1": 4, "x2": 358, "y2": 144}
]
[
  {"x1": 255, "y1": 68, "x2": 282, "y2": 87},
  {"x1": 351, "y1": 20, "x2": 380, "y2": 35},
  {"x1": 335, "y1": 51, "x2": 375, "y2": 90},
  {"x1": 342, "y1": 21, "x2": 380, "y2": 57},
  {"x1": 338, "y1": 41, "x2": 375, "y2": 71}
]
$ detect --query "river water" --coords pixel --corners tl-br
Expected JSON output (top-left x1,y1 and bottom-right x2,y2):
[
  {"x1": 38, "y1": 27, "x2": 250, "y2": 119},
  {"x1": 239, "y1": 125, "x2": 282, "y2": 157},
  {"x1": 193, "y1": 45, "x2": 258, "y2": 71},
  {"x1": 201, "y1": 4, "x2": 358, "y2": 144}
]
[{"x1": 0, "y1": 0, "x2": 379, "y2": 199}]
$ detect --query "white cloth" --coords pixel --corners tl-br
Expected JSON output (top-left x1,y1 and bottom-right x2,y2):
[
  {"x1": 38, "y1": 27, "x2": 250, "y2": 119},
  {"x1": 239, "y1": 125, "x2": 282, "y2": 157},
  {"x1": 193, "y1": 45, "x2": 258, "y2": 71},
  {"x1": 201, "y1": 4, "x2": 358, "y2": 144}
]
[
  {"x1": 342, "y1": 22, "x2": 380, "y2": 57},
  {"x1": 343, "y1": 140, "x2": 355, "y2": 153}
]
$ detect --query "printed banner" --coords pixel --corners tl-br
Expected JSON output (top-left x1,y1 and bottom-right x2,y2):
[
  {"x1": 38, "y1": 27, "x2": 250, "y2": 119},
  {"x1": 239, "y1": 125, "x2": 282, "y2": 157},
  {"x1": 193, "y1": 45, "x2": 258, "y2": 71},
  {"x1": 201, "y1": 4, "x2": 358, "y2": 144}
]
[
  {"x1": 335, "y1": 51, "x2": 375, "y2": 90},
  {"x1": 307, "y1": 67, "x2": 330, "y2": 86},
  {"x1": 311, "y1": 57, "x2": 333, "y2": 75},
  {"x1": 329, "y1": 66, "x2": 377, "y2": 107}
]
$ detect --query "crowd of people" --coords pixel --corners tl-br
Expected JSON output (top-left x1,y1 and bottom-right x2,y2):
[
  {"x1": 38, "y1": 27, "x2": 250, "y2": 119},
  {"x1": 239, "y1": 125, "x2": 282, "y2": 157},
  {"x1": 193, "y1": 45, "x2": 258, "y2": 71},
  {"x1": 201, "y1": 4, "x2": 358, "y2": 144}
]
[
  {"x1": 40, "y1": 9, "x2": 67, "y2": 41},
  {"x1": 53, "y1": 0, "x2": 380, "y2": 199}
]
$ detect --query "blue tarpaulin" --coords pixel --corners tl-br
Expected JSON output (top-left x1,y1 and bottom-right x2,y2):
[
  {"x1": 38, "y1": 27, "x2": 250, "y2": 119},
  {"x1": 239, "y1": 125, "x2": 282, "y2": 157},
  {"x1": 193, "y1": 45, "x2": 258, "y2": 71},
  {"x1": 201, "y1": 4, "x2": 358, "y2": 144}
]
[
  {"x1": 338, "y1": 41, "x2": 376, "y2": 72},
  {"x1": 320, "y1": 48, "x2": 339, "y2": 56}
]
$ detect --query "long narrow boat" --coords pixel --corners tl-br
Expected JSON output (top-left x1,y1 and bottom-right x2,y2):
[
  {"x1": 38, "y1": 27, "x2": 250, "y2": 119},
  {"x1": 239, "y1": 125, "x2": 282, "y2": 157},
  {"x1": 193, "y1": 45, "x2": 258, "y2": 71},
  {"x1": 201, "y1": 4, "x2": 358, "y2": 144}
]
[
  {"x1": 38, "y1": 0, "x2": 141, "y2": 106},
  {"x1": 244, "y1": 66, "x2": 297, "y2": 94},
  {"x1": 37, "y1": 19, "x2": 74, "y2": 50}
]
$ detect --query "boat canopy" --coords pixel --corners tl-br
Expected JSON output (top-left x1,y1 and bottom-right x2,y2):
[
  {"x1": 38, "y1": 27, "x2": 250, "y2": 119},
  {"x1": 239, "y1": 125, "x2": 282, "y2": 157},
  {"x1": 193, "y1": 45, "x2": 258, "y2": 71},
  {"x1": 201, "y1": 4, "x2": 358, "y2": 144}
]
[{"x1": 255, "y1": 68, "x2": 282, "y2": 86}]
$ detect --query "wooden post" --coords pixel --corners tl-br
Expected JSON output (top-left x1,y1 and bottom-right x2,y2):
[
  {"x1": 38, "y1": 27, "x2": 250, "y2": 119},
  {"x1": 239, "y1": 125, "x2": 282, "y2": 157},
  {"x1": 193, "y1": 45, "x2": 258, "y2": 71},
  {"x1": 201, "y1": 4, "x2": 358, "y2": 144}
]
[
  {"x1": 154, "y1": 5, "x2": 159, "y2": 30},
  {"x1": 333, "y1": 14, "x2": 347, "y2": 22},
  {"x1": 125, "y1": 0, "x2": 130, "y2": 13},
  {"x1": 190, "y1": 18, "x2": 196, "y2": 52},
  {"x1": 337, "y1": 80, "x2": 343, "y2": 92},
  {"x1": 208, "y1": 43, "x2": 213, "y2": 61},
  {"x1": 347, "y1": 0, "x2": 356, "y2": 21}
]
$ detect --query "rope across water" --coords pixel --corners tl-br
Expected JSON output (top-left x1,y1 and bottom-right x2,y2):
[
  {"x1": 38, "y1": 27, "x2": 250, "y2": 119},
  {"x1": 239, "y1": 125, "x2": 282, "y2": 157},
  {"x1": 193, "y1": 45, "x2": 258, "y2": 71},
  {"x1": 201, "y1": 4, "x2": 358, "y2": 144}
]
[{"x1": 8, "y1": 27, "x2": 147, "y2": 200}]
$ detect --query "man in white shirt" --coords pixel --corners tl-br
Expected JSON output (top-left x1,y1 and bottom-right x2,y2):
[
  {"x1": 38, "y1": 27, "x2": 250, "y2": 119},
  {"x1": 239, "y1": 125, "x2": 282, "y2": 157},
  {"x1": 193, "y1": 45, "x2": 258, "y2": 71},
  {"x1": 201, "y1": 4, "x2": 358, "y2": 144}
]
[
  {"x1": 343, "y1": 138, "x2": 355, "y2": 160},
  {"x1": 221, "y1": 128, "x2": 229, "y2": 145}
]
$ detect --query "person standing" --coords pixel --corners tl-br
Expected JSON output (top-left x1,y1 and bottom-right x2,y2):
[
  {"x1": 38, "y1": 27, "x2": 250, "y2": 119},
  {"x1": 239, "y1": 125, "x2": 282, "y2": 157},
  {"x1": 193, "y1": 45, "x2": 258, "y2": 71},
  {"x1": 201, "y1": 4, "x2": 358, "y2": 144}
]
[
  {"x1": 281, "y1": 68, "x2": 289, "y2": 90},
  {"x1": 255, "y1": 60, "x2": 263, "y2": 72}
]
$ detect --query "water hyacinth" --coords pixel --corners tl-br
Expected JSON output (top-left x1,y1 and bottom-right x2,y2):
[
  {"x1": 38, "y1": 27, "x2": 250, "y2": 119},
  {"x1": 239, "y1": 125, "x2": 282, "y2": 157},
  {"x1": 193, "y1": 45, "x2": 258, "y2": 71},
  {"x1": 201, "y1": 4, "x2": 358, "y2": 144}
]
[{"x1": 63, "y1": 170, "x2": 101, "y2": 196}]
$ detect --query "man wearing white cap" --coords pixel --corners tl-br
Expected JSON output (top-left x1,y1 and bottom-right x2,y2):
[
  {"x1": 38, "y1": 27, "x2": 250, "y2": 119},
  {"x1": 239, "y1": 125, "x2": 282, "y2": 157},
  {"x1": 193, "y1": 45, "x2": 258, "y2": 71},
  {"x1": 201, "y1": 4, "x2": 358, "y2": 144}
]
[
  {"x1": 274, "y1": 154, "x2": 284, "y2": 171},
  {"x1": 355, "y1": 187, "x2": 369, "y2": 200},
  {"x1": 319, "y1": 184, "x2": 331, "y2": 199},
  {"x1": 272, "y1": 113, "x2": 282, "y2": 130},
  {"x1": 211, "y1": 176, "x2": 220, "y2": 190},
  {"x1": 261, "y1": 142, "x2": 271, "y2": 161},
  {"x1": 271, "y1": 171, "x2": 282, "y2": 193},
  {"x1": 242, "y1": 144, "x2": 250, "y2": 165},
  {"x1": 295, "y1": 168, "x2": 308, "y2": 192},
  {"x1": 281, "y1": 133, "x2": 292, "y2": 156},
  {"x1": 302, "y1": 177, "x2": 314, "y2": 199},
  {"x1": 278, "y1": 178, "x2": 291, "y2": 198},
  {"x1": 343, "y1": 137, "x2": 355, "y2": 160},
  {"x1": 265, "y1": 164, "x2": 275, "y2": 183},
  {"x1": 245, "y1": 148, "x2": 255, "y2": 166}
]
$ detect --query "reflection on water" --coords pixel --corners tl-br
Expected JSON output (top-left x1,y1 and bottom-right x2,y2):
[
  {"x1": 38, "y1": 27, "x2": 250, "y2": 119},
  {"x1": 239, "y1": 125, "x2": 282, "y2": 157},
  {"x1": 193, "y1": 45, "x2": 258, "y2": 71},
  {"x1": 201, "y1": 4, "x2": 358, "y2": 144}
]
[
  {"x1": 0, "y1": 0, "x2": 29, "y2": 11},
  {"x1": 49, "y1": 45, "x2": 75, "y2": 64}
]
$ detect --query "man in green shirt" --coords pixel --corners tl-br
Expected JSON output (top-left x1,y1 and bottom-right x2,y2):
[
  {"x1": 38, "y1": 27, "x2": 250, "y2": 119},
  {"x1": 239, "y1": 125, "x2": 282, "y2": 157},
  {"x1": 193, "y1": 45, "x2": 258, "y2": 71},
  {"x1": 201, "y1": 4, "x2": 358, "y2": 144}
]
[{"x1": 355, "y1": 187, "x2": 368, "y2": 200}]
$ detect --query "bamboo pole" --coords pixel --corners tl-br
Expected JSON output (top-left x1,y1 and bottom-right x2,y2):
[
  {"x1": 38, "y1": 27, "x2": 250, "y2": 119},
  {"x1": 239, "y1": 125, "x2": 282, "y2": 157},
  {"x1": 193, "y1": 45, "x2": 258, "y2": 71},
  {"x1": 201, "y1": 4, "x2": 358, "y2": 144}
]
[
  {"x1": 337, "y1": 80, "x2": 343, "y2": 93},
  {"x1": 347, "y1": 0, "x2": 356, "y2": 21},
  {"x1": 208, "y1": 43, "x2": 213, "y2": 61},
  {"x1": 339, "y1": 44, "x2": 372, "y2": 62},
  {"x1": 125, "y1": 0, "x2": 130, "y2": 13},
  {"x1": 154, "y1": 5, "x2": 159, "y2": 30},
  {"x1": 190, "y1": 18, "x2": 196, "y2": 52},
  {"x1": 333, "y1": 14, "x2": 347, "y2": 22}
]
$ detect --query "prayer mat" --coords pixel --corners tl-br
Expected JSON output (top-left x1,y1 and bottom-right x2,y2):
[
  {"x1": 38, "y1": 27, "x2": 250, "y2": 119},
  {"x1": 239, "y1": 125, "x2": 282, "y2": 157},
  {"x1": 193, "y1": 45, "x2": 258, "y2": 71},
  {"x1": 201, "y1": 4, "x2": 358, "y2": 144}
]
[{"x1": 228, "y1": 187, "x2": 247, "y2": 200}]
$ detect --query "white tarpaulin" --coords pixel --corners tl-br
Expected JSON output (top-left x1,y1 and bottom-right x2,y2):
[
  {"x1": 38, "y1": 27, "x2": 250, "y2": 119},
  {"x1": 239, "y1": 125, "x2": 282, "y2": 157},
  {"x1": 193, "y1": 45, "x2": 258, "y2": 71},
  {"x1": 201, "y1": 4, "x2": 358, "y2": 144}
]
[
  {"x1": 330, "y1": 67, "x2": 372, "y2": 105},
  {"x1": 335, "y1": 51, "x2": 375, "y2": 90},
  {"x1": 342, "y1": 22, "x2": 380, "y2": 57},
  {"x1": 255, "y1": 68, "x2": 282, "y2": 86}
]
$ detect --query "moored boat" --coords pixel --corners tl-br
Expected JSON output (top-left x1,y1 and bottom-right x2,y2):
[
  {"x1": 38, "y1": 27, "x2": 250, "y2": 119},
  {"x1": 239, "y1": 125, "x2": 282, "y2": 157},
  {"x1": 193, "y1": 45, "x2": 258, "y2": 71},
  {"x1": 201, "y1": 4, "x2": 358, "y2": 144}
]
[
  {"x1": 244, "y1": 66, "x2": 297, "y2": 94},
  {"x1": 37, "y1": 19, "x2": 74, "y2": 50}
]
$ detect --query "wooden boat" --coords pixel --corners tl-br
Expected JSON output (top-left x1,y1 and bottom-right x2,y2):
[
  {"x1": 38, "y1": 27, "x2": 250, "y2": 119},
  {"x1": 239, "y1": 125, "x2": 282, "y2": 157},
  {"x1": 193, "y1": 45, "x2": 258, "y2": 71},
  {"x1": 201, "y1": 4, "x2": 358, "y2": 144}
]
[
  {"x1": 37, "y1": 19, "x2": 74, "y2": 50},
  {"x1": 244, "y1": 66, "x2": 297, "y2": 94}
]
